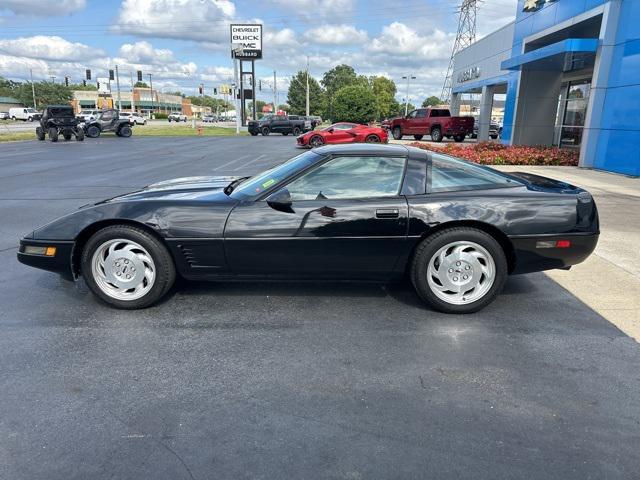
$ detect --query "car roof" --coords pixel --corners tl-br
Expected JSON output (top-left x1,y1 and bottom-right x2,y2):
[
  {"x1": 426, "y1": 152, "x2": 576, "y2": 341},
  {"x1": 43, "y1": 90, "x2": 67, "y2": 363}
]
[{"x1": 314, "y1": 144, "x2": 409, "y2": 156}]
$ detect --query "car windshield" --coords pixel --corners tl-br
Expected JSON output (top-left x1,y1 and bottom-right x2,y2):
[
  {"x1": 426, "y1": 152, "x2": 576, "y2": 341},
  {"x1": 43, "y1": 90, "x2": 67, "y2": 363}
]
[
  {"x1": 49, "y1": 108, "x2": 74, "y2": 117},
  {"x1": 230, "y1": 150, "x2": 321, "y2": 200},
  {"x1": 26, "y1": 108, "x2": 38, "y2": 113}
]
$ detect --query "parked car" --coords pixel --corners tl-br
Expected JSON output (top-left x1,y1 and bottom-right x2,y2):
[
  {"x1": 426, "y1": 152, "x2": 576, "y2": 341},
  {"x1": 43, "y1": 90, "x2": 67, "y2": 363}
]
[
  {"x1": 168, "y1": 112, "x2": 187, "y2": 122},
  {"x1": 387, "y1": 108, "x2": 474, "y2": 142},
  {"x1": 0, "y1": 112, "x2": 10, "y2": 120},
  {"x1": 35, "y1": 105, "x2": 84, "y2": 142},
  {"x1": 120, "y1": 112, "x2": 147, "y2": 125},
  {"x1": 248, "y1": 114, "x2": 307, "y2": 136},
  {"x1": 471, "y1": 121, "x2": 500, "y2": 140},
  {"x1": 83, "y1": 109, "x2": 132, "y2": 138},
  {"x1": 17, "y1": 144, "x2": 599, "y2": 313},
  {"x1": 297, "y1": 123, "x2": 388, "y2": 148},
  {"x1": 77, "y1": 109, "x2": 99, "y2": 122},
  {"x1": 288, "y1": 115, "x2": 312, "y2": 132},
  {"x1": 9, "y1": 107, "x2": 41, "y2": 122},
  {"x1": 202, "y1": 114, "x2": 216, "y2": 123},
  {"x1": 309, "y1": 115, "x2": 323, "y2": 129}
]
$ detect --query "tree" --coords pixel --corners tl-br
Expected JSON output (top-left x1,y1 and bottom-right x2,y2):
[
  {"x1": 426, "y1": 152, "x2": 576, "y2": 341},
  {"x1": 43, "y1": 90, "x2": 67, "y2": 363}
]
[
  {"x1": 68, "y1": 83, "x2": 97, "y2": 91},
  {"x1": 370, "y1": 76, "x2": 398, "y2": 120},
  {"x1": 397, "y1": 102, "x2": 415, "y2": 116},
  {"x1": 332, "y1": 85, "x2": 376, "y2": 124},
  {"x1": 422, "y1": 96, "x2": 443, "y2": 107},
  {"x1": 9, "y1": 80, "x2": 72, "y2": 108},
  {"x1": 134, "y1": 81, "x2": 149, "y2": 88},
  {"x1": 188, "y1": 95, "x2": 231, "y2": 110},
  {"x1": 321, "y1": 64, "x2": 360, "y2": 120},
  {"x1": 286, "y1": 70, "x2": 325, "y2": 116},
  {"x1": 278, "y1": 103, "x2": 290, "y2": 112}
]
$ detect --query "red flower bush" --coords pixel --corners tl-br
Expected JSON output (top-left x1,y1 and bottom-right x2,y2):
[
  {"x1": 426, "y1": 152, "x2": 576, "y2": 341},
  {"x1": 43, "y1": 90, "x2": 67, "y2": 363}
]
[{"x1": 408, "y1": 141, "x2": 579, "y2": 166}]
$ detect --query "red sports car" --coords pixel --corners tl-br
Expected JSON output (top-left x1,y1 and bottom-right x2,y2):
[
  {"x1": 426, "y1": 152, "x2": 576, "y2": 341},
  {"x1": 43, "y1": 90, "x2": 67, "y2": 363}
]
[{"x1": 297, "y1": 122, "x2": 388, "y2": 148}]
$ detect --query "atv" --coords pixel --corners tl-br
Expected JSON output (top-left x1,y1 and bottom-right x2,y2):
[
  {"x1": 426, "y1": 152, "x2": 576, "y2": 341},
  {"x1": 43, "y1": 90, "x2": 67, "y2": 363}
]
[
  {"x1": 36, "y1": 105, "x2": 84, "y2": 142},
  {"x1": 83, "y1": 109, "x2": 133, "y2": 138}
]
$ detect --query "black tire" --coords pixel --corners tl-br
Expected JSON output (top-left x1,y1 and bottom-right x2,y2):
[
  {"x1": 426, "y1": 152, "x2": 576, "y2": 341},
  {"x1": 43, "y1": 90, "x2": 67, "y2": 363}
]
[
  {"x1": 183, "y1": 118, "x2": 187, "y2": 122},
  {"x1": 309, "y1": 135, "x2": 324, "y2": 148},
  {"x1": 453, "y1": 134, "x2": 465, "y2": 143},
  {"x1": 36, "y1": 127, "x2": 45, "y2": 141},
  {"x1": 392, "y1": 126, "x2": 402, "y2": 140},
  {"x1": 250, "y1": 131, "x2": 258, "y2": 136},
  {"x1": 86, "y1": 125, "x2": 100, "y2": 138},
  {"x1": 63, "y1": 133, "x2": 72, "y2": 141},
  {"x1": 81, "y1": 225, "x2": 176, "y2": 309},
  {"x1": 365, "y1": 134, "x2": 380, "y2": 143},
  {"x1": 413, "y1": 135, "x2": 424, "y2": 140},
  {"x1": 292, "y1": 127, "x2": 301, "y2": 136},
  {"x1": 118, "y1": 125, "x2": 133, "y2": 138},
  {"x1": 48, "y1": 127, "x2": 58, "y2": 142},
  {"x1": 490, "y1": 135, "x2": 498, "y2": 140},
  {"x1": 410, "y1": 227, "x2": 507, "y2": 314},
  {"x1": 430, "y1": 127, "x2": 443, "y2": 142},
  {"x1": 76, "y1": 128, "x2": 84, "y2": 141},
  {"x1": 11, "y1": 116, "x2": 16, "y2": 121},
  {"x1": 282, "y1": 132, "x2": 289, "y2": 136},
  {"x1": 261, "y1": 127, "x2": 270, "y2": 136}
]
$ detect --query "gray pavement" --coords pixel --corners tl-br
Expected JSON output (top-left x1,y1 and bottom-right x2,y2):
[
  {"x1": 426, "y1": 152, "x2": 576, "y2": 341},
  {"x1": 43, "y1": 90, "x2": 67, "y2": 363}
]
[{"x1": 1, "y1": 137, "x2": 639, "y2": 479}]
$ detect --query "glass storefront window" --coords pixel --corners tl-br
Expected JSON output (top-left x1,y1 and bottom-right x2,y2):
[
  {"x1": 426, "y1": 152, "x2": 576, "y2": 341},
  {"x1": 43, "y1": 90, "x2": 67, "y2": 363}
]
[{"x1": 559, "y1": 81, "x2": 591, "y2": 149}]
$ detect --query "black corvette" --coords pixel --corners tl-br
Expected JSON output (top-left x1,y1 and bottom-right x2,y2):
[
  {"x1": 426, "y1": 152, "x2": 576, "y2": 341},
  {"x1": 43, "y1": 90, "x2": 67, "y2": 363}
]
[{"x1": 17, "y1": 144, "x2": 599, "y2": 313}]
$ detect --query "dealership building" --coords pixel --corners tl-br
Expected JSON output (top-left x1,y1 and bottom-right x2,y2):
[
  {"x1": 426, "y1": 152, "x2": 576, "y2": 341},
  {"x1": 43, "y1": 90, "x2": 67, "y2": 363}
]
[{"x1": 451, "y1": 0, "x2": 640, "y2": 176}]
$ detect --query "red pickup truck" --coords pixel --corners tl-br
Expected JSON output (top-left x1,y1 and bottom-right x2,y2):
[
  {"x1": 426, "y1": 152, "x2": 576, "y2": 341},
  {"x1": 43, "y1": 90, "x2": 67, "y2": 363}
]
[{"x1": 386, "y1": 108, "x2": 474, "y2": 143}]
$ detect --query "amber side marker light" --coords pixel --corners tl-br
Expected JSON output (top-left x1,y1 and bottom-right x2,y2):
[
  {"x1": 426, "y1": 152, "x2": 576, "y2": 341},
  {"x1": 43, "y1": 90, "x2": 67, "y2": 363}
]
[
  {"x1": 24, "y1": 246, "x2": 57, "y2": 256},
  {"x1": 536, "y1": 240, "x2": 571, "y2": 249}
]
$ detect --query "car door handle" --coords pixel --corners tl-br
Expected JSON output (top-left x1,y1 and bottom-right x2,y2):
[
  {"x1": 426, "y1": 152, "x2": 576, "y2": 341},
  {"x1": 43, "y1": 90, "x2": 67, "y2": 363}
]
[{"x1": 376, "y1": 208, "x2": 399, "y2": 218}]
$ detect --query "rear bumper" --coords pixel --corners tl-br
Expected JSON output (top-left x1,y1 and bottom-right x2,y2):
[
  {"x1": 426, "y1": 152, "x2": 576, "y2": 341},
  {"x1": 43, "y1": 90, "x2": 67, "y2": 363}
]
[
  {"x1": 17, "y1": 239, "x2": 75, "y2": 280},
  {"x1": 509, "y1": 232, "x2": 599, "y2": 275}
]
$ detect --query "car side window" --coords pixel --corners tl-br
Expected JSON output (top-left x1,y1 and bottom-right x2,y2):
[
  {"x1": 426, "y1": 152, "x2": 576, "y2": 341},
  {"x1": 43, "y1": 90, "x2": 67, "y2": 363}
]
[
  {"x1": 286, "y1": 156, "x2": 406, "y2": 201},
  {"x1": 416, "y1": 109, "x2": 427, "y2": 118},
  {"x1": 101, "y1": 111, "x2": 114, "y2": 121},
  {"x1": 429, "y1": 153, "x2": 522, "y2": 193},
  {"x1": 407, "y1": 110, "x2": 418, "y2": 119}
]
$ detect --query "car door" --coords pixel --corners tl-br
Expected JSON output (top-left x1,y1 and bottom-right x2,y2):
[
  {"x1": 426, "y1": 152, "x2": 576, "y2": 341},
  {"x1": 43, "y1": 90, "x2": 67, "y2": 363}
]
[
  {"x1": 405, "y1": 110, "x2": 419, "y2": 134},
  {"x1": 324, "y1": 124, "x2": 356, "y2": 144},
  {"x1": 224, "y1": 154, "x2": 409, "y2": 280},
  {"x1": 415, "y1": 109, "x2": 429, "y2": 134},
  {"x1": 98, "y1": 110, "x2": 115, "y2": 130}
]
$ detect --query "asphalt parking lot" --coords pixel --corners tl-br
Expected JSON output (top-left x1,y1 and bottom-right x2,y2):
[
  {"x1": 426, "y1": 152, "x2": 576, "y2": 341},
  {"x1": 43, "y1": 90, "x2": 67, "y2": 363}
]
[{"x1": 1, "y1": 136, "x2": 639, "y2": 479}]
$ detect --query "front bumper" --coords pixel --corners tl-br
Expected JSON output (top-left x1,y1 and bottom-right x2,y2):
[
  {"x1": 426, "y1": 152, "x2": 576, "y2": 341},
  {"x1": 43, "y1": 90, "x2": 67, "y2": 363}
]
[
  {"x1": 510, "y1": 232, "x2": 599, "y2": 275},
  {"x1": 17, "y1": 238, "x2": 75, "y2": 280}
]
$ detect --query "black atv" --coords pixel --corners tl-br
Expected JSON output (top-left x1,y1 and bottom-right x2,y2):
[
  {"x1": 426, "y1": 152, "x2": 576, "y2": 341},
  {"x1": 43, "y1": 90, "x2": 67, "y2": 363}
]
[
  {"x1": 36, "y1": 105, "x2": 84, "y2": 142},
  {"x1": 83, "y1": 109, "x2": 133, "y2": 138}
]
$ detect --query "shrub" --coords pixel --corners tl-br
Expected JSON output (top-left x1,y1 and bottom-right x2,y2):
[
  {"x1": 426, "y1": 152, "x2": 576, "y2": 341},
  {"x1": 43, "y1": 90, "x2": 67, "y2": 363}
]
[
  {"x1": 408, "y1": 141, "x2": 579, "y2": 166},
  {"x1": 154, "y1": 112, "x2": 168, "y2": 119}
]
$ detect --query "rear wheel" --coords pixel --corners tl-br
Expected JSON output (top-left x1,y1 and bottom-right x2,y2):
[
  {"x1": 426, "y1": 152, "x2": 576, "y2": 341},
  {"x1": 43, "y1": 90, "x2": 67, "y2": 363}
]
[
  {"x1": 365, "y1": 134, "x2": 380, "y2": 143},
  {"x1": 117, "y1": 125, "x2": 133, "y2": 138},
  {"x1": 48, "y1": 127, "x2": 58, "y2": 142},
  {"x1": 392, "y1": 127, "x2": 402, "y2": 140},
  {"x1": 453, "y1": 134, "x2": 465, "y2": 142},
  {"x1": 261, "y1": 126, "x2": 270, "y2": 136},
  {"x1": 292, "y1": 127, "x2": 301, "y2": 136},
  {"x1": 430, "y1": 127, "x2": 442, "y2": 142},
  {"x1": 36, "y1": 127, "x2": 45, "y2": 141},
  {"x1": 413, "y1": 135, "x2": 424, "y2": 140},
  {"x1": 410, "y1": 227, "x2": 507, "y2": 314},
  {"x1": 86, "y1": 125, "x2": 100, "y2": 138},
  {"x1": 282, "y1": 132, "x2": 289, "y2": 136},
  {"x1": 81, "y1": 225, "x2": 176, "y2": 309},
  {"x1": 309, "y1": 135, "x2": 324, "y2": 148},
  {"x1": 250, "y1": 131, "x2": 258, "y2": 136},
  {"x1": 76, "y1": 128, "x2": 84, "y2": 141}
]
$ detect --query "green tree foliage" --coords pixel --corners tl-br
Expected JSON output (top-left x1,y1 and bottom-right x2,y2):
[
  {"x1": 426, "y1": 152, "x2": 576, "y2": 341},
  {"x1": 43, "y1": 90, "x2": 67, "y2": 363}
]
[
  {"x1": 422, "y1": 96, "x2": 443, "y2": 107},
  {"x1": 188, "y1": 95, "x2": 231, "y2": 110},
  {"x1": 134, "y1": 81, "x2": 149, "y2": 88},
  {"x1": 321, "y1": 64, "x2": 363, "y2": 120},
  {"x1": 1, "y1": 77, "x2": 73, "y2": 108},
  {"x1": 286, "y1": 70, "x2": 325, "y2": 116},
  {"x1": 332, "y1": 85, "x2": 376, "y2": 124},
  {"x1": 68, "y1": 83, "x2": 97, "y2": 91},
  {"x1": 370, "y1": 76, "x2": 398, "y2": 120},
  {"x1": 278, "y1": 104, "x2": 290, "y2": 112}
]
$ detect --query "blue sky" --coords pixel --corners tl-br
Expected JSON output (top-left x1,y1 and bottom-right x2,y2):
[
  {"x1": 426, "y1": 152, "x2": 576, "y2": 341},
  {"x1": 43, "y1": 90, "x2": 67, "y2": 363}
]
[{"x1": 0, "y1": 0, "x2": 518, "y2": 103}]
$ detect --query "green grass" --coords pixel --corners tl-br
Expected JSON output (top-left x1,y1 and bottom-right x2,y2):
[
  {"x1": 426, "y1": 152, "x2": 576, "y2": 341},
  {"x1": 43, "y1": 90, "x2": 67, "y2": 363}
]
[
  {"x1": 133, "y1": 125, "x2": 246, "y2": 137},
  {"x1": 0, "y1": 132, "x2": 34, "y2": 143}
]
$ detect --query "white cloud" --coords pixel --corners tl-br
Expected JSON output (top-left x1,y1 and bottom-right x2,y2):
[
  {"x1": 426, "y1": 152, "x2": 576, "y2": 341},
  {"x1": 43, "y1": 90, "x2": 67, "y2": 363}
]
[
  {"x1": 264, "y1": 28, "x2": 297, "y2": 47},
  {"x1": 0, "y1": 36, "x2": 105, "y2": 62},
  {"x1": 268, "y1": 0, "x2": 355, "y2": 21},
  {"x1": 118, "y1": 41, "x2": 175, "y2": 65},
  {"x1": 0, "y1": 0, "x2": 85, "y2": 16},
  {"x1": 368, "y1": 22, "x2": 454, "y2": 60},
  {"x1": 303, "y1": 25, "x2": 368, "y2": 45},
  {"x1": 112, "y1": 0, "x2": 235, "y2": 43}
]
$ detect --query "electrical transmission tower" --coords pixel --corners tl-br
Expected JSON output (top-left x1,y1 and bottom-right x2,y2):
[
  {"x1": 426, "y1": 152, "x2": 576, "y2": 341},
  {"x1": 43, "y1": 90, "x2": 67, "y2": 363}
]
[{"x1": 441, "y1": 0, "x2": 478, "y2": 104}]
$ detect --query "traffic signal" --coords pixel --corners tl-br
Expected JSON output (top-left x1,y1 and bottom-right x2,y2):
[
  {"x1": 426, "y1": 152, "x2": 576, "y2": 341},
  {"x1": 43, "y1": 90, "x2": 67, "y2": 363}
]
[
  {"x1": 96, "y1": 81, "x2": 100, "y2": 90},
  {"x1": 86, "y1": 69, "x2": 91, "y2": 80},
  {"x1": 198, "y1": 85, "x2": 203, "y2": 95},
  {"x1": 137, "y1": 70, "x2": 143, "y2": 82},
  {"x1": 82, "y1": 79, "x2": 86, "y2": 87},
  {"x1": 64, "y1": 76, "x2": 69, "y2": 87},
  {"x1": 109, "y1": 69, "x2": 114, "y2": 81},
  {"x1": 258, "y1": 80, "x2": 262, "y2": 91},
  {"x1": 213, "y1": 88, "x2": 217, "y2": 95}
]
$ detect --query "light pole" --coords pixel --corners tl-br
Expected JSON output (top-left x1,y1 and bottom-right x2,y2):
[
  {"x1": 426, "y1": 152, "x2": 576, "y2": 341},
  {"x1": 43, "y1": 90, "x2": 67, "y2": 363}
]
[
  {"x1": 29, "y1": 69, "x2": 37, "y2": 109},
  {"x1": 148, "y1": 73, "x2": 154, "y2": 117},
  {"x1": 402, "y1": 74, "x2": 416, "y2": 116},
  {"x1": 305, "y1": 56, "x2": 310, "y2": 117}
]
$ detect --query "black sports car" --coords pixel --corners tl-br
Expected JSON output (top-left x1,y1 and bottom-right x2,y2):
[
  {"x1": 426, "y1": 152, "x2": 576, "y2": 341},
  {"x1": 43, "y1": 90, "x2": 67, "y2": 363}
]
[{"x1": 17, "y1": 144, "x2": 599, "y2": 313}]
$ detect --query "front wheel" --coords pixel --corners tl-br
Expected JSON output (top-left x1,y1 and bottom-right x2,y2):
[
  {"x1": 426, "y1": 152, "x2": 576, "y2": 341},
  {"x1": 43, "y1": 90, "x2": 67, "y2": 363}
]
[
  {"x1": 309, "y1": 135, "x2": 324, "y2": 148},
  {"x1": 453, "y1": 134, "x2": 465, "y2": 143},
  {"x1": 48, "y1": 127, "x2": 58, "y2": 142},
  {"x1": 292, "y1": 127, "x2": 301, "y2": 136},
  {"x1": 392, "y1": 127, "x2": 402, "y2": 140},
  {"x1": 261, "y1": 127, "x2": 270, "y2": 136},
  {"x1": 410, "y1": 227, "x2": 507, "y2": 314},
  {"x1": 36, "y1": 127, "x2": 45, "y2": 141},
  {"x1": 282, "y1": 132, "x2": 289, "y2": 136},
  {"x1": 430, "y1": 127, "x2": 442, "y2": 142},
  {"x1": 81, "y1": 225, "x2": 176, "y2": 309},
  {"x1": 86, "y1": 125, "x2": 100, "y2": 138},
  {"x1": 365, "y1": 134, "x2": 380, "y2": 143},
  {"x1": 117, "y1": 125, "x2": 133, "y2": 138},
  {"x1": 76, "y1": 128, "x2": 84, "y2": 141}
]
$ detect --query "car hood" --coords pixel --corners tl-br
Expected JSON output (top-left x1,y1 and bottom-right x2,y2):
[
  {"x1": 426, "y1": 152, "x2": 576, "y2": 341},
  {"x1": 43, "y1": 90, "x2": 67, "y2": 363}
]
[{"x1": 98, "y1": 176, "x2": 242, "y2": 203}]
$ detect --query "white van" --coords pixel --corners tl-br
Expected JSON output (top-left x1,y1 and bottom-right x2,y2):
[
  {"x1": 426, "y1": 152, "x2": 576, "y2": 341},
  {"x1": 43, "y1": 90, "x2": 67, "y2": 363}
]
[{"x1": 9, "y1": 107, "x2": 41, "y2": 122}]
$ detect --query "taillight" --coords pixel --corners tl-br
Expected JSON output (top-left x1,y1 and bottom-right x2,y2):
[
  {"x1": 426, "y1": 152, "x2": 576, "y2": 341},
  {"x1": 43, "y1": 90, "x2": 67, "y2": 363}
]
[{"x1": 536, "y1": 240, "x2": 571, "y2": 249}]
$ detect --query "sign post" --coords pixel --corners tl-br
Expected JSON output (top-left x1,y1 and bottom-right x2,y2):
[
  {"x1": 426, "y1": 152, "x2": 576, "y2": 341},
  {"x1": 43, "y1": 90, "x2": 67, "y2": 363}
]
[{"x1": 230, "y1": 24, "x2": 262, "y2": 128}]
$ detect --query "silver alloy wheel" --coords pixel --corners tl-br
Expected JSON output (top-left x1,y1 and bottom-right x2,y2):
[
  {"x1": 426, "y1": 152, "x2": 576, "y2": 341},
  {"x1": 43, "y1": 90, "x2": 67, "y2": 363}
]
[
  {"x1": 427, "y1": 241, "x2": 495, "y2": 305},
  {"x1": 91, "y1": 238, "x2": 156, "y2": 301},
  {"x1": 310, "y1": 136, "x2": 323, "y2": 147}
]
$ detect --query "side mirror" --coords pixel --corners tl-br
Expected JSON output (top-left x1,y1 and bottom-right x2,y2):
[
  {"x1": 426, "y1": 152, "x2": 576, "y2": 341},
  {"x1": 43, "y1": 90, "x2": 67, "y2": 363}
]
[
  {"x1": 327, "y1": 128, "x2": 334, "y2": 133},
  {"x1": 266, "y1": 188, "x2": 294, "y2": 213}
]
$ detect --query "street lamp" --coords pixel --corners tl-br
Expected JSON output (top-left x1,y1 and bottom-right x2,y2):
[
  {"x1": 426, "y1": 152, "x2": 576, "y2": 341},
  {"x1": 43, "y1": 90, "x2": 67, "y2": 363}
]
[{"x1": 402, "y1": 74, "x2": 416, "y2": 116}]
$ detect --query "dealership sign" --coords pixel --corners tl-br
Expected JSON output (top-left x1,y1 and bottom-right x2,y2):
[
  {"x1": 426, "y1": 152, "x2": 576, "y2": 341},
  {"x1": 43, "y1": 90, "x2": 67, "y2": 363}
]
[
  {"x1": 457, "y1": 66, "x2": 481, "y2": 84},
  {"x1": 523, "y1": 0, "x2": 558, "y2": 12},
  {"x1": 230, "y1": 24, "x2": 262, "y2": 59}
]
